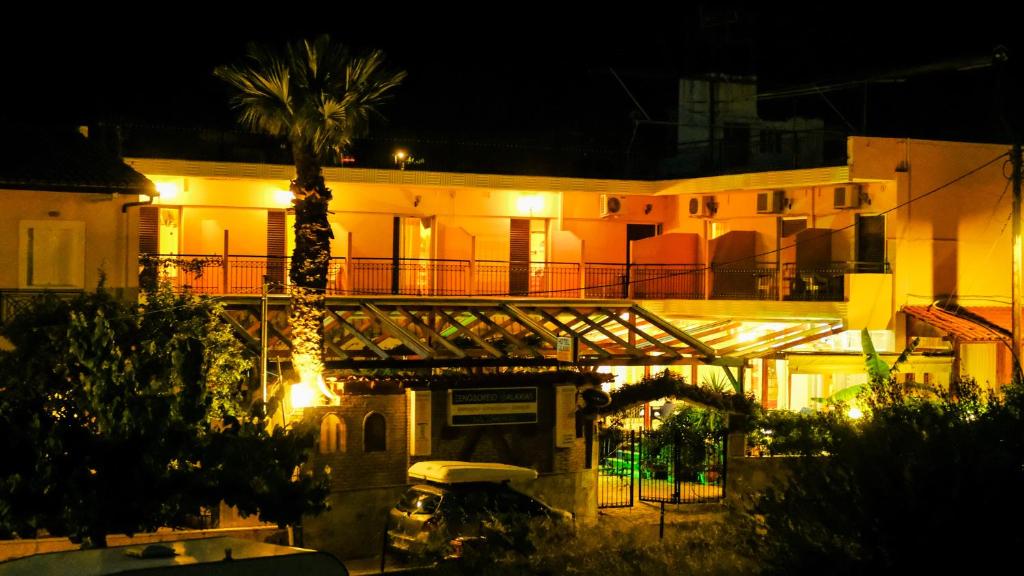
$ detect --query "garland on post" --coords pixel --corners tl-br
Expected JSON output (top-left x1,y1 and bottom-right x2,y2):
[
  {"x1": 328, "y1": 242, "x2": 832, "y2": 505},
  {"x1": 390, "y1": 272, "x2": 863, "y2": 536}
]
[{"x1": 327, "y1": 369, "x2": 611, "y2": 394}]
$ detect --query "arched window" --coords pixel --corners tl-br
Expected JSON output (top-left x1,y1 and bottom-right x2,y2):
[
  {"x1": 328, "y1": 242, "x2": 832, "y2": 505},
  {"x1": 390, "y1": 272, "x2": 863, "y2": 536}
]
[
  {"x1": 319, "y1": 414, "x2": 346, "y2": 454},
  {"x1": 363, "y1": 412, "x2": 386, "y2": 452}
]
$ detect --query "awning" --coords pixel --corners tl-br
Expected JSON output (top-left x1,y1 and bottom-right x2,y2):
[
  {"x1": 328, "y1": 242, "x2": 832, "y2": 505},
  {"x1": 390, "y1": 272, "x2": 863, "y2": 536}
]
[
  {"x1": 902, "y1": 305, "x2": 1009, "y2": 343},
  {"x1": 662, "y1": 318, "x2": 846, "y2": 360},
  {"x1": 961, "y1": 307, "x2": 1011, "y2": 333},
  {"x1": 786, "y1": 352, "x2": 952, "y2": 375}
]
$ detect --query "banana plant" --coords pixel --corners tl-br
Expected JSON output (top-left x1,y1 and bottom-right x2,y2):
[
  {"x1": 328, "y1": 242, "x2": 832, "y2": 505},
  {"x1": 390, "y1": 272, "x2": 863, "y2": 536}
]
[{"x1": 818, "y1": 329, "x2": 920, "y2": 403}]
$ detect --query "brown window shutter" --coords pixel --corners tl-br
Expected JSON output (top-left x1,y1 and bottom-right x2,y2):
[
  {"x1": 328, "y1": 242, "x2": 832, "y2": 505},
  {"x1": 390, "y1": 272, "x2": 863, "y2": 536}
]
[
  {"x1": 509, "y1": 219, "x2": 530, "y2": 295},
  {"x1": 139, "y1": 206, "x2": 159, "y2": 254},
  {"x1": 267, "y1": 210, "x2": 287, "y2": 292},
  {"x1": 267, "y1": 210, "x2": 286, "y2": 257}
]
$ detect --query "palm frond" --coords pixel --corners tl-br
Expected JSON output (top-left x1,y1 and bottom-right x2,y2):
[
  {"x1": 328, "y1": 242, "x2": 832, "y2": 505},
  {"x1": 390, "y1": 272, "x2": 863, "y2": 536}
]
[
  {"x1": 218, "y1": 36, "x2": 405, "y2": 164},
  {"x1": 214, "y1": 43, "x2": 294, "y2": 137}
]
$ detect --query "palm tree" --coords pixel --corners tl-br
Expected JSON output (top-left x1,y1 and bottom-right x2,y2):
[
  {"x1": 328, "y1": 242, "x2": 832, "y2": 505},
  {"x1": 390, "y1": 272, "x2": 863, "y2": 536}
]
[{"x1": 215, "y1": 36, "x2": 405, "y2": 405}]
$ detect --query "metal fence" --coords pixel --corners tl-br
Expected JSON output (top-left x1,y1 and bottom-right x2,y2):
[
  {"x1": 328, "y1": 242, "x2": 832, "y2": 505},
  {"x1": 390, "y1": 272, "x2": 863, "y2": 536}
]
[
  {"x1": 710, "y1": 262, "x2": 778, "y2": 300},
  {"x1": 631, "y1": 264, "x2": 705, "y2": 299},
  {"x1": 140, "y1": 254, "x2": 224, "y2": 294},
  {"x1": 141, "y1": 254, "x2": 346, "y2": 295},
  {"x1": 598, "y1": 428, "x2": 635, "y2": 509},
  {"x1": 0, "y1": 289, "x2": 81, "y2": 325},
  {"x1": 475, "y1": 260, "x2": 581, "y2": 298},
  {"x1": 139, "y1": 254, "x2": 882, "y2": 302},
  {"x1": 781, "y1": 261, "x2": 891, "y2": 301},
  {"x1": 584, "y1": 263, "x2": 629, "y2": 299},
  {"x1": 637, "y1": 428, "x2": 726, "y2": 504},
  {"x1": 349, "y1": 258, "x2": 470, "y2": 296}
]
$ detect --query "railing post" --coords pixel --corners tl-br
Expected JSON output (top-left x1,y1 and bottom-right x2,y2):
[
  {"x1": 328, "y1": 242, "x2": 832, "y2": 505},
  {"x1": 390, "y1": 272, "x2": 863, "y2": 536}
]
[
  {"x1": 579, "y1": 241, "x2": 586, "y2": 299},
  {"x1": 222, "y1": 230, "x2": 230, "y2": 295},
  {"x1": 778, "y1": 261, "x2": 784, "y2": 301},
  {"x1": 469, "y1": 237, "x2": 477, "y2": 296},
  {"x1": 344, "y1": 231, "x2": 352, "y2": 295}
]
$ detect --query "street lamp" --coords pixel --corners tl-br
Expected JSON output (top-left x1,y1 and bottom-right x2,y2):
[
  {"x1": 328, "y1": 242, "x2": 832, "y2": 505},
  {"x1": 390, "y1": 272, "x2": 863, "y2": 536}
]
[{"x1": 394, "y1": 149, "x2": 408, "y2": 170}]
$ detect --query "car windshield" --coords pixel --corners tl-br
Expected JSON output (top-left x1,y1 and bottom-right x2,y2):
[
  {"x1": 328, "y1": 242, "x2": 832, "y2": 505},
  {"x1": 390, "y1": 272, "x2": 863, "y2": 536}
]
[{"x1": 396, "y1": 488, "x2": 441, "y2": 514}]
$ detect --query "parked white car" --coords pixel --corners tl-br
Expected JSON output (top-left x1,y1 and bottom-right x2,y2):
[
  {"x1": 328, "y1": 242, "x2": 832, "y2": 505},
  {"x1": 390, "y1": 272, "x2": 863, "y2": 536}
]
[{"x1": 386, "y1": 461, "x2": 572, "y2": 559}]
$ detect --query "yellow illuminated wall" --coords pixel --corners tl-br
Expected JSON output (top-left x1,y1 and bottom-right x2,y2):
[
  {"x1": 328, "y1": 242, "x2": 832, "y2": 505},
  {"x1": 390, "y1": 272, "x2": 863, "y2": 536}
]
[{"x1": 0, "y1": 189, "x2": 139, "y2": 292}]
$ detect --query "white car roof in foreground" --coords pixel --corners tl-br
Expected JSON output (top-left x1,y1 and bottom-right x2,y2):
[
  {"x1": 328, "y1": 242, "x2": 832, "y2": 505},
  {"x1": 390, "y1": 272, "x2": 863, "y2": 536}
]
[{"x1": 408, "y1": 460, "x2": 539, "y2": 484}]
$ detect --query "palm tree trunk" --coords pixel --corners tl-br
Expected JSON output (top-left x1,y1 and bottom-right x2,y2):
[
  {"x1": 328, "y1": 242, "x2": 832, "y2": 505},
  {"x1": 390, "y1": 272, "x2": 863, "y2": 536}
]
[{"x1": 288, "y1": 143, "x2": 333, "y2": 400}]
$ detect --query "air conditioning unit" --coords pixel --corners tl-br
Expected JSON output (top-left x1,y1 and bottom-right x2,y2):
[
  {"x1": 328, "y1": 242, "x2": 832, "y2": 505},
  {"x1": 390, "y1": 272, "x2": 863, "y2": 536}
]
[
  {"x1": 688, "y1": 195, "x2": 717, "y2": 218},
  {"x1": 834, "y1": 185, "x2": 862, "y2": 209},
  {"x1": 757, "y1": 190, "x2": 787, "y2": 214},
  {"x1": 600, "y1": 194, "x2": 624, "y2": 218}
]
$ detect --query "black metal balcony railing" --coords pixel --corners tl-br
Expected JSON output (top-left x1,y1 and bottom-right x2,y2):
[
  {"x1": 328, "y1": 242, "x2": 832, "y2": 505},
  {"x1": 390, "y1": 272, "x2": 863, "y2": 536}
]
[
  {"x1": 140, "y1": 254, "x2": 346, "y2": 295},
  {"x1": 138, "y1": 255, "x2": 888, "y2": 302},
  {"x1": 631, "y1": 264, "x2": 705, "y2": 300},
  {"x1": 781, "y1": 261, "x2": 891, "y2": 302},
  {"x1": 475, "y1": 261, "x2": 581, "y2": 298},
  {"x1": 0, "y1": 289, "x2": 81, "y2": 324},
  {"x1": 583, "y1": 263, "x2": 706, "y2": 299},
  {"x1": 710, "y1": 262, "x2": 779, "y2": 301},
  {"x1": 583, "y1": 263, "x2": 630, "y2": 299},
  {"x1": 350, "y1": 258, "x2": 469, "y2": 296}
]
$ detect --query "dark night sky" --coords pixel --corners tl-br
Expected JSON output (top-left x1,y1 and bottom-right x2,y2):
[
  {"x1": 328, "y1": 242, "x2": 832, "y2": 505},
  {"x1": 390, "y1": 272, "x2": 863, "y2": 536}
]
[{"x1": 1, "y1": 5, "x2": 1020, "y2": 174}]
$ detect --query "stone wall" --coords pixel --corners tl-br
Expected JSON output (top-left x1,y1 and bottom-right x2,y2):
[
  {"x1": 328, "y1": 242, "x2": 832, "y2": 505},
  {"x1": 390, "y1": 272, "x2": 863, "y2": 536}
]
[
  {"x1": 412, "y1": 383, "x2": 589, "y2": 475},
  {"x1": 301, "y1": 383, "x2": 597, "y2": 559},
  {"x1": 302, "y1": 484, "x2": 409, "y2": 561},
  {"x1": 306, "y1": 393, "x2": 408, "y2": 491},
  {"x1": 515, "y1": 469, "x2": 599, "y2": 524}
]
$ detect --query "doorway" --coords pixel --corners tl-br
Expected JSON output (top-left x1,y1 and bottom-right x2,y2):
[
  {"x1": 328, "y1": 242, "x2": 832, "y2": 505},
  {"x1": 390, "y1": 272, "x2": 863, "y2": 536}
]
[
  {"x1": 625, "y1": 224, "x2": 659, "y2": 298},
  {"x1": 392, "y1": 216, "x2": 433, "y2": 294},
  {"x1": 855, "y1": 214, "x2": 886, "y2": 272},
  {"x1": 509, "y1": 219, "x2": 546, "y2": 296}
]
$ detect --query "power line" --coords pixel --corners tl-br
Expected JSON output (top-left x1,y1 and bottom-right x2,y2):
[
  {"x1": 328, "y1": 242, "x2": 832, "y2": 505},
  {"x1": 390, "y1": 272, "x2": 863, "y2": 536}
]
[{"x1": 460, "y1": 150, "x2": 1011, "y2": 297}]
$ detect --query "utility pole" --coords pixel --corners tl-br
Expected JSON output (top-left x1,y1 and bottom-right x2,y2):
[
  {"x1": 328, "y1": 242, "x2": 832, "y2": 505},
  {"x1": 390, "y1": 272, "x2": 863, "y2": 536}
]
[
  {"x1": 261, "y1": 275, "x2": 270, "y2": 407},
  {"x1": 1013, "y1": 142, "x2": 1023, "y2": 379},
  {"x1": 999, "y1": 45, "x2": 1023, "y2": 380}
]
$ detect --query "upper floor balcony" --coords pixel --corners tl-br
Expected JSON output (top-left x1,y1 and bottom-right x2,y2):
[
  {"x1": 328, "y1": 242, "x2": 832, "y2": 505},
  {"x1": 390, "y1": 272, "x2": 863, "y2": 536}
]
[{"x1": 139, "y1": 254, "x2": 889, "y2": 303}]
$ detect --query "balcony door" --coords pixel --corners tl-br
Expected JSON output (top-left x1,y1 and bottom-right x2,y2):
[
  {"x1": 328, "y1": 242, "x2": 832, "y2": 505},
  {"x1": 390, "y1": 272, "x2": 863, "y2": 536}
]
[
  {"x1": 625, "y1": 224, "x2": 659, "y2": 298},
  {"x1": 509, "y1": 219, "x2": 547, "y2": 296},
  {"x1": 855, "y1": 214, "x2": 886, "y2": 273},
  {"x1": 393, "y1": 216, "x2": 432, "y2": 294}
]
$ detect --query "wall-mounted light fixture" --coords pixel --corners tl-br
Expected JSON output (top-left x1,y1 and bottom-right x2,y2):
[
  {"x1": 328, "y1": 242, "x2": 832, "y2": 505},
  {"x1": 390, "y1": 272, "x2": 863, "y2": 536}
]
[
  {"x1": 154, "y1": 181, "x2": 180, "y2": 202},
  {"x1": 273, "y1": 189, "x2": 294, "y2": 208},
  {"x1": 515, "y1": 194, "x2": 544, "y2": 215}
]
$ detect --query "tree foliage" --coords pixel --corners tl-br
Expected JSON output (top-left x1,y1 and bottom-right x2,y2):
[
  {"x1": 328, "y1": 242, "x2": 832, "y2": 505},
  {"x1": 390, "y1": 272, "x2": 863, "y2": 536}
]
[
  {"x1": 215, "y1": 36, "x2": 404, "y2": 393},
  {"x1": 748, "y1": 377, "x2": 1024, "y2": 573},
  {"x1": 0, "y1": 286, "x2": 328, "y2": 547},
  {"x1": 214, "y1": 36, "x2": 405, "y2": 168}
]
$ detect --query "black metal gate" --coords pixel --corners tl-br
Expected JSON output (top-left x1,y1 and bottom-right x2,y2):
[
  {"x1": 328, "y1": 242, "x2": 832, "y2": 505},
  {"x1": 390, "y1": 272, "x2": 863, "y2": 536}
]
[
  {"x1": 597, "y1": 428, "x2": 634, "y2": 508},
  {"x1": 638, "y1": 427, "x2": 726, "y2": 504}
]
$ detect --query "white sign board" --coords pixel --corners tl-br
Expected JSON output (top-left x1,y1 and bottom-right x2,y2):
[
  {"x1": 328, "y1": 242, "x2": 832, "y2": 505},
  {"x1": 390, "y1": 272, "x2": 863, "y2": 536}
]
[
  {"x1": 556, "y1": 336, "x2": 576, "y2": 362},
  {"x1": 409, "y1": 390, "x2": 432, "y2": 455},
  {"x1": 448, "y1": 387, "x2": 538, "y2": 426},
  {"x1": 555, "y1": 385, "x2": 577, "y2": 448}
]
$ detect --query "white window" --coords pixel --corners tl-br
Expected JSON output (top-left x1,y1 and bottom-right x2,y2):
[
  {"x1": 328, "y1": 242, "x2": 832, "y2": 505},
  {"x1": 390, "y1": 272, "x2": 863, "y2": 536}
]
[{"x1": 19, "y1": 220, "x2": 85, "y2": 289}]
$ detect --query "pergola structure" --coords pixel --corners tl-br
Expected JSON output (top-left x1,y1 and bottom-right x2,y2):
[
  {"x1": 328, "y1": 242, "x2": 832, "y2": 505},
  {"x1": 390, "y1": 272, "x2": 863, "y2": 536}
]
[{"x1": 220, "y1": 296, "x2": 844, "y2": 391}]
